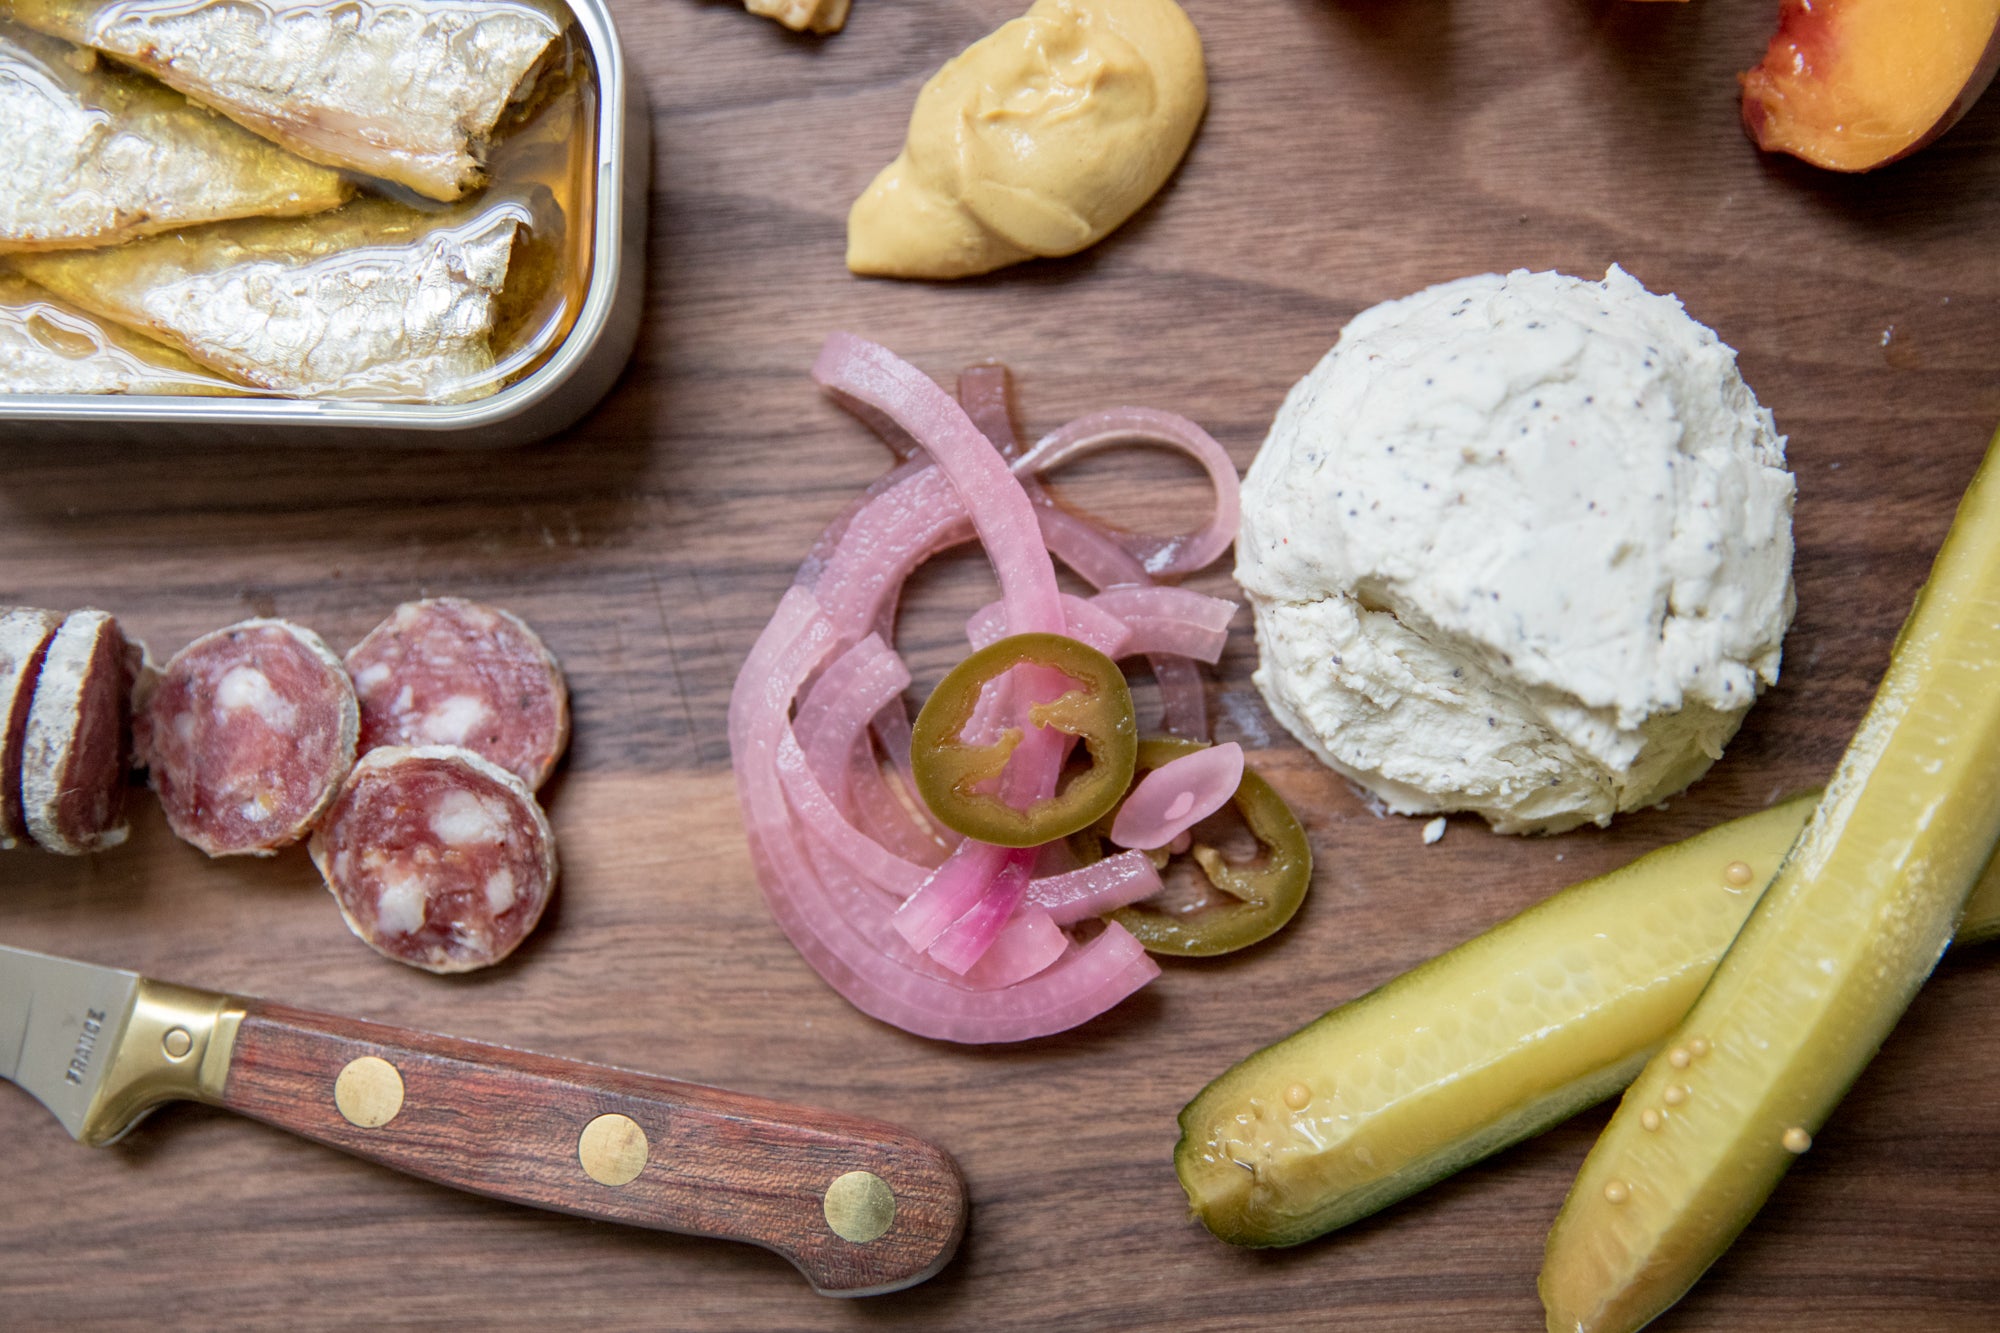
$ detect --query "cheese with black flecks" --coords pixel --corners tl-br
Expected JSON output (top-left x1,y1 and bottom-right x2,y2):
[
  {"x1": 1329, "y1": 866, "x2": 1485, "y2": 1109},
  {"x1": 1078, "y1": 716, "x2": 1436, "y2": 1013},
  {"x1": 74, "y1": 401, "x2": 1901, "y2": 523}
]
[{"x1": 1237, "y1": 266, "x2": 1796, "y2": 834}]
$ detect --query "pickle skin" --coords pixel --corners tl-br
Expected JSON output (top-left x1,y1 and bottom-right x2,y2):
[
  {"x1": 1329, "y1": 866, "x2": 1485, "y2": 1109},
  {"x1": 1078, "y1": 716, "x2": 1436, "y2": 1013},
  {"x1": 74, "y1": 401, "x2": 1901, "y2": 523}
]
[{"x1": 1540, "y1": 426, "x2": 2000, "y2": 1333}]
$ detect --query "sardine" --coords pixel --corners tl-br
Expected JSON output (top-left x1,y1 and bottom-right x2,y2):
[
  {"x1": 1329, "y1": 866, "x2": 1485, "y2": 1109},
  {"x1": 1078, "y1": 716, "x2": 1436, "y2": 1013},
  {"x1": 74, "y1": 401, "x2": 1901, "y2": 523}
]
[
  {"x1": 0, "y1": 21, "x2": 350, "y2": 253},
  {"x1": 1, "y1": 0, "x2": 570, "y2": 201},
  {"x1": 0, "y1": 269, "x2": 240, "y2": 394},
  {"x1": 11, "y1": 195, "x2": 532, "y2": 402}
]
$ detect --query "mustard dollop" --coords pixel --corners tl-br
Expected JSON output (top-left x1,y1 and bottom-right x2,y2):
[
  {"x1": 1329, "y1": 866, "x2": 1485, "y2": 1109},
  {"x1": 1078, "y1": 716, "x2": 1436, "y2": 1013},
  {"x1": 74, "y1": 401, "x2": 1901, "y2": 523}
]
[{"x1": 846, "y1": 0, "x2": 1205, "y2": 279}]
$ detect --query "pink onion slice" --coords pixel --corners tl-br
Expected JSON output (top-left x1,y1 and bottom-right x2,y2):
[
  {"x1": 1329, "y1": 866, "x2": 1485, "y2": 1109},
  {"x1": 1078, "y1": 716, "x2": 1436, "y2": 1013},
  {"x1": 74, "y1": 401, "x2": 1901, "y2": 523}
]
[
  {"x1": 731, "y1": 585, "x2": 1159, "y2": 1043},
  {"x1": 727, "y1": 344, "x2": 1256, "y2": 1042},
  {"x1": 1037, "y1": 504, "x2": 1152, "y2": 591},
  {"x1": 966, "y1": 594, "x2": 1132, "y2": 658},
  {"x1": 1014, "y1": 408, "x2": 1242, "y2": 580},
  {"x1": 1092, "y1": 585, "x2": 1236, "y2": 635},
  {"x1": 892, "y1": 833, "x2": 1015, "y2": 953},
  {"x1": 794, "y1": 634, "x2": 907, "y2": 800},
  {"x1": 790, "y1": 806, "x2": 1161, "y2": 1042},
  {"x1": 776, "y1": 729, "x2": 927, "y2": 898},
  {"x1": 817, "y1": 333, "x2": 1071, "y2": 849},
  {"x1": 1024, "y1": 851, "x2": 1165, "y2": 926},
  {"x1": 807, "y1": 465, "x2": 969, "y2": 640},
  {"x1": 1110, "y1": 742, "x2": 1246, "y2": 850},
  {"x1": 964, "y1": 907, "x2": 1068, "y2": 988},
  {"x1": 1091, "y1": 586, "x2": 1237, "y2": 664},
  {"x1": 815, "y1": 333, "x2": 1063, "y2": 638},
  {"x1": 1150, "y1": 654, "x2": 1210, "y2": 740},
  {"x1": 928, "y1": 847, "x2": 1035, "y2": 975},
  {"x1": 847, "y1": 752, "x2": 951, "y2": 870},
  {"x1": 958, "y1": 363, "x2": 1020, "y2": 460}
]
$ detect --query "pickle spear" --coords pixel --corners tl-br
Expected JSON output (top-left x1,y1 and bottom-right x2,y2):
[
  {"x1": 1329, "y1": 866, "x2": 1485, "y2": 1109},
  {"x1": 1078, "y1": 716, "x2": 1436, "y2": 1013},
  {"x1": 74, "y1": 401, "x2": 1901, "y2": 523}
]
[
  {"x1": 1541, "y1": 428, "x2": 2000, "y2": 1333},
  {"x1": 1176, "y1": 798, "x2": 2000, "y2": 1250},
  {"x1": 1177, "y1": 798, "x2": 1810, "y2": 1246}
]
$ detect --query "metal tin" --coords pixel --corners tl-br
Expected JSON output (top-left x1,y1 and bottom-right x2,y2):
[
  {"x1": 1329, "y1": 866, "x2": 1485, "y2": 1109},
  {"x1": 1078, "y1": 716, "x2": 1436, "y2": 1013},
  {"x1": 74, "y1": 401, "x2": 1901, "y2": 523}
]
[{"x1": 0, "y1": 0, "x2": 646, "y2": 448}]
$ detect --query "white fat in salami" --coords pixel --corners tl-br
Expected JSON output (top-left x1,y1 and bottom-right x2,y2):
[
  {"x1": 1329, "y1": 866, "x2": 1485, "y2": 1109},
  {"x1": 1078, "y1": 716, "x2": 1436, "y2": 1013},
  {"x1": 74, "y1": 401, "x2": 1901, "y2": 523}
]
[
  {"x1": 309, "y1": 745, "x2": 557, "y2": 973},
  {"x1": 140, "y1": 619, "x2": 358, "y2": 857},
  {"x1": 345, "y1": 598, "x2": 569, "y2": 790},
  {"x1": 1, "y1": 607, "x2": 63, "y2": 850},
  {"x1": 19, "y1": 609, "x2": 134, "y2": 855}
]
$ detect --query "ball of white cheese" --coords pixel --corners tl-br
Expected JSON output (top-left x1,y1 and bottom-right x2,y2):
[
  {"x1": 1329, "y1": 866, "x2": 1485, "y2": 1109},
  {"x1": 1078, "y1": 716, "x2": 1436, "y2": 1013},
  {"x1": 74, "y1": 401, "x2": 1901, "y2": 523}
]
[{"x1": 1237, "y1": 266, "x2": 1795, "y2": 834}]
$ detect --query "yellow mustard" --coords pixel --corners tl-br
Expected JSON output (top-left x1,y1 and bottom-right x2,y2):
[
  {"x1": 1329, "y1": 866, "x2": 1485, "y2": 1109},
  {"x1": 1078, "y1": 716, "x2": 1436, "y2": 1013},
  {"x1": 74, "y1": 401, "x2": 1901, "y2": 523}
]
[{"x1": 846, "y1": 0, "x2": 1205, "y2": 279}]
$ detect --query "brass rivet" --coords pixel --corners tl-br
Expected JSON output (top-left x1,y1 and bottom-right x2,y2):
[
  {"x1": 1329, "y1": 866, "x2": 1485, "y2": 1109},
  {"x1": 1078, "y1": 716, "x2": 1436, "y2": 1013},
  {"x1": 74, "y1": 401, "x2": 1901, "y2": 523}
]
[
  {"x1": 161, "y1": 1027, "x2": 194, "y2": 1060},
  {"x1": 823, "y1": 1170, "x2": 895, "y2": 1244},
  {"x1": 334, "y1": 1056, "x2": 405, "y2": 1128},
  {"x1": 579, "y1": 1113, "x2": 649, "y2": 1187}
]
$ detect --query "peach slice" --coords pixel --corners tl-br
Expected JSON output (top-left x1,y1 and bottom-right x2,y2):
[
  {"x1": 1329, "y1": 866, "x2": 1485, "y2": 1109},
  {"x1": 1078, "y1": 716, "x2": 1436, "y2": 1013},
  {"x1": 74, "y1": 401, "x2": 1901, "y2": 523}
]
[{"x1": 1741, "y1": 0, "x2": 2000, "y2": 171}]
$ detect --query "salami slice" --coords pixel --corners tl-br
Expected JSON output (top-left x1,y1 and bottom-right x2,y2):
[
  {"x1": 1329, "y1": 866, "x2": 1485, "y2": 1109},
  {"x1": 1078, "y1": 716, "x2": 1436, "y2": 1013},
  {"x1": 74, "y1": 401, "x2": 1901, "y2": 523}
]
[
  {"x1": 309, "y1": 745, "x2": 558, "y2": 973},
  {"x1": 1, "y1": 607, "x2": 63, "y2": 851},
  {"x1": 20, "y1": 608, "x2": 134, "y2": 855},
  {"x1": 140, "y1": 618, "x2": 358, "y2": 857},
  {"x1": 345, "y1": 598, "x2": 569, "y2": 790}
]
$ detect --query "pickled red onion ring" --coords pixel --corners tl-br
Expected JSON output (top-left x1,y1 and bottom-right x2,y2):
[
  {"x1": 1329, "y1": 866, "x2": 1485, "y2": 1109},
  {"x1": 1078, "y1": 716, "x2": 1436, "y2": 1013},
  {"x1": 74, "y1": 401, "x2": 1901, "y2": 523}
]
[
  {"x1": 731, "y1": 586, "x2": 1158, "y2": 1042},
  {"x1": 1015, "y1": 408, "x2": 1242, "y2": 580},
  {"x1": 728, "y1": 336, "x2": 1249, "y2": 1042},
  {"x1": 814, "y1": 332, "x2": 1063, "y2": 638}
]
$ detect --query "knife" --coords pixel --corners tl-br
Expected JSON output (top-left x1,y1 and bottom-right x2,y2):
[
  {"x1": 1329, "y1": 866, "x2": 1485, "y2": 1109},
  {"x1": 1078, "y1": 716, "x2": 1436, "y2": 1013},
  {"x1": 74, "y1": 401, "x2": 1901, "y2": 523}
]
[{"x1": 0, "y1": 942, "x2": 966, "y2": 1296}]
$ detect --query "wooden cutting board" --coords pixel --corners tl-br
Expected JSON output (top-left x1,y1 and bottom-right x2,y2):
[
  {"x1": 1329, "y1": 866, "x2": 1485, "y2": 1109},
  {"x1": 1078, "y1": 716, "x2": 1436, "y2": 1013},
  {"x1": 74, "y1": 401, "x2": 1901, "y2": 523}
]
[{"x1": 4, "y1": 1, "x2": 1997, "y2": 1328}]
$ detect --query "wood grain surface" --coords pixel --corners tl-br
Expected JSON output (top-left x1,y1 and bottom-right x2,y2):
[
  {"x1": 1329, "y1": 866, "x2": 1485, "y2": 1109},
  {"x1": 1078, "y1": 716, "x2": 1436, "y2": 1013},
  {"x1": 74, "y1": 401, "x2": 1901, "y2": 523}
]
[{"x1": 4, "y1": 1, "x2": 1998, "y2": 1329}]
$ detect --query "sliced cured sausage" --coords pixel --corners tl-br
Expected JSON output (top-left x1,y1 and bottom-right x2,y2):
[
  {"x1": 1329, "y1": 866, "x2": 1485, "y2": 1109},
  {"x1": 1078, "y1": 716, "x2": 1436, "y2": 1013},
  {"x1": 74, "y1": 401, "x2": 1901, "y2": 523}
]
[
  {"x1": 309, "y1": 745, "x2": 557, "y2": 973},
  {"x1": 20, "y1": 608, "x2": 134, "y2": 854},
  {"x1": 345, "y1": 598, "x2": 569, "y2": 789},
  {"x1": 140, "y1": 618, "x2": 358, "y2": 857},
  {"x1": 1, "y1": 607, "x2": 62, "y2": 850}
]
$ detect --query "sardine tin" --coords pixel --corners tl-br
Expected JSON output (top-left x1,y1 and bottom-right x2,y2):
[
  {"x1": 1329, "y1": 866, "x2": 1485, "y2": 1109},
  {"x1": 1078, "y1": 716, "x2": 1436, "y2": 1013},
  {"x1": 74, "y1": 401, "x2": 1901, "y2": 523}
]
[{"x1": 0, "y1": 0, "x2": 644, "y2": 448}]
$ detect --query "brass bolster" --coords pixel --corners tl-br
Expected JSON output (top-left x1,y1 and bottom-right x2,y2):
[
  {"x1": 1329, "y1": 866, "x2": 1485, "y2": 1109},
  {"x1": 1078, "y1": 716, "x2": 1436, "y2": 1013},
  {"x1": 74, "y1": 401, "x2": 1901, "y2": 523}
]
[{"x1": 79, "y1": 980, "x2": 246, "y2": 1148}]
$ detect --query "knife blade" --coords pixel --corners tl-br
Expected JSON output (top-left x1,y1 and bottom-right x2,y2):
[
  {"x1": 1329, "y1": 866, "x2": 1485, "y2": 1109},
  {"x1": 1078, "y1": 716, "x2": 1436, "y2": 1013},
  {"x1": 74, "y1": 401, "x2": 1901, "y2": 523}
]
[{"x1": 0, "y1": 942, "x2": 965, "y2": 1296}]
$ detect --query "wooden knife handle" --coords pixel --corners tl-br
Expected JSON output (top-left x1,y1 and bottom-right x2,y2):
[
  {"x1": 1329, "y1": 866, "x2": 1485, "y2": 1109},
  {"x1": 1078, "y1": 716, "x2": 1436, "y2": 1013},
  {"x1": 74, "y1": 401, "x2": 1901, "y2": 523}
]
[{"x1": 215, "y1": 1000, "x2": 966, "y2": 1296}]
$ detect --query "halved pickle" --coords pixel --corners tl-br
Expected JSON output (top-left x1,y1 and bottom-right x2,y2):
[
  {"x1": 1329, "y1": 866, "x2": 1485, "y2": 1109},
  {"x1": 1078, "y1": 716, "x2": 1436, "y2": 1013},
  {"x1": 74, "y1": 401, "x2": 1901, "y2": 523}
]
[
  {"x1": 1541, "y1": 429, "x2": 2000, "y2": 1333},
  {"x1": 1175, "y1": 798, "x2": 1813, "y2": 1247},
  {"x1": 1176, "y1": 796, "x2": 2000, "y2": 1250}
]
